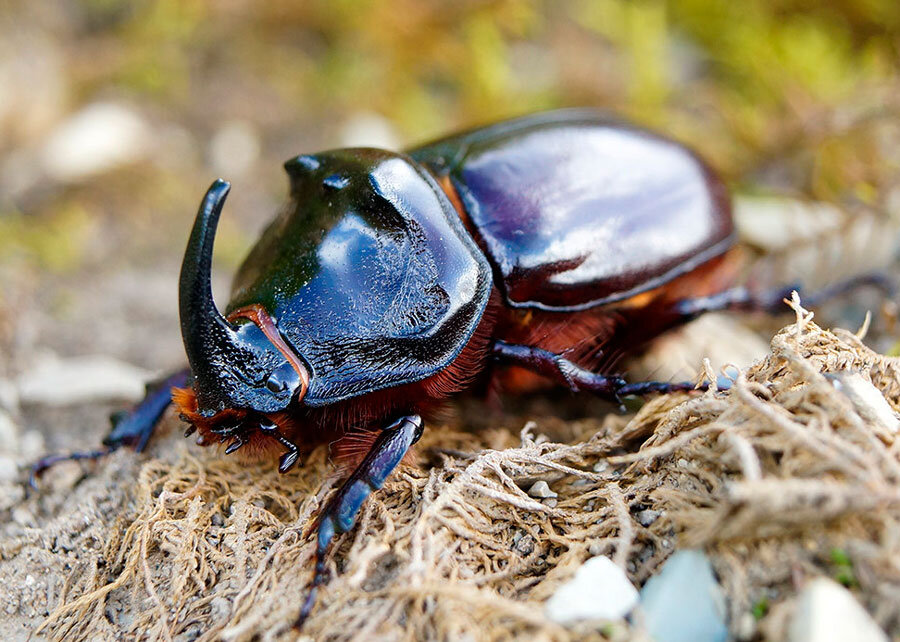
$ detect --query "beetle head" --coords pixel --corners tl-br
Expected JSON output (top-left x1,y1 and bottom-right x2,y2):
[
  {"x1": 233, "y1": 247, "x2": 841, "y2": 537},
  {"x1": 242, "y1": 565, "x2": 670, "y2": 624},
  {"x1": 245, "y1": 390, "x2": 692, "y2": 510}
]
[{"x1": 179, "y1": 180, "x2": 309, "y2": 418}]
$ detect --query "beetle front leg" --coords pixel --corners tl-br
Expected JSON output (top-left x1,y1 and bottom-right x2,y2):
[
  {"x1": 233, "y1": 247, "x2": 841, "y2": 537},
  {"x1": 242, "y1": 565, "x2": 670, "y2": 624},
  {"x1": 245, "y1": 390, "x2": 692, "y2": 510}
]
[
  {"x1": 30, "y1": 369, "x2": 188, "y2": 487},
  {"x1": 258, "y1": 418, "x2": 302, "y2": 473},
  {"x1": 491, "y1": 341, "x2": 699, "y2": 404},
  {"x1": 296, "y1": 414, "x2": 423, "y2": 628}
]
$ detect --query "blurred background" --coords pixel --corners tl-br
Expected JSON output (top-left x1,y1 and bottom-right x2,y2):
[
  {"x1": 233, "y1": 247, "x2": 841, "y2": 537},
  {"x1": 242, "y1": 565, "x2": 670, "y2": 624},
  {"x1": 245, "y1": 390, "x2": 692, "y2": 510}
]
[{"x1": 1, "y1": 0, "x2": 900, "y2": 450}]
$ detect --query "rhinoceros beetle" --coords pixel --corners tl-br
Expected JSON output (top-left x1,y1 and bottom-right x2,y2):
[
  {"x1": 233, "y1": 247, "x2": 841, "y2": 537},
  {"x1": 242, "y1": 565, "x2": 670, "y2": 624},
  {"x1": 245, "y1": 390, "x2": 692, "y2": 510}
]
[{"x1": 31, "y1": 109, "x2": 892, "y2": 625}]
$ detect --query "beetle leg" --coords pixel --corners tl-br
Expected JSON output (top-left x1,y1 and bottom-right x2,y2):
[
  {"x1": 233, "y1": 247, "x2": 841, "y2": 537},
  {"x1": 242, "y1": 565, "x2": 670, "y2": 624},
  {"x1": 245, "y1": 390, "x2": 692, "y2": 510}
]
[
  {"x1": 296, "y1": 414, "x2": 423, "y2": 628},
  {"x1": 491, "y1": 341, "x2": 707, "y2": 404},
  {"x1": 492, "y1": 341, "x2": 628, "y2": 402},
  {"x1": 674, "y1": 274, "x2": 895, "y2": 318},
  {"x1": 104, "y1": 369, "x2": 189, "y2": 451},
  {"x1": 30, "y1": 369, "x2": 188, "y2": 488},
  {"x1": 257, "y1": 419, "x2": 302, "y2": 473}
]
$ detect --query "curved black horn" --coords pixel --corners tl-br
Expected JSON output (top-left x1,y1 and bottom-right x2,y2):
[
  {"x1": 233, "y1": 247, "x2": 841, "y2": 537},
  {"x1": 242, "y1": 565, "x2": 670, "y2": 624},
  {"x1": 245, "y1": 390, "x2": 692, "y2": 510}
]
[{"x1": 179, "y1": 180, "x2": 244, "y2": 408}]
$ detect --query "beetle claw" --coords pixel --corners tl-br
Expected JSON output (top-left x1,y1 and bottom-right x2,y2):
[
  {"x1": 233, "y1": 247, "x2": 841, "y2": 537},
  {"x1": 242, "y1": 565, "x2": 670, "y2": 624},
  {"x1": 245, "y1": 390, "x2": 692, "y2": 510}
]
[
  {"x1": 257, "y1": 419, "x2": 301, "y2": 473},
  {"x1": 278, "y1": 449, "x2": 299, "y2": 473},
  {"x1": 183, "y1": 425, "x2": 197, "y2": 438},
  {"x1": 225, "y1": 438, "x2": 245, "y2": 455}
]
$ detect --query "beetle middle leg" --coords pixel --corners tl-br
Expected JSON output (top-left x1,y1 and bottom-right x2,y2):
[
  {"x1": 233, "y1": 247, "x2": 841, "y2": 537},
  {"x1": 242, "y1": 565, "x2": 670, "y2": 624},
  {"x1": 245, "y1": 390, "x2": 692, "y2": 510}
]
[
  {"x1": 30, "y1": 369, "x2": 188, "y2": 487},
  {"x1": 296, "y1": 414, "x2": 423, "y2": 628}
]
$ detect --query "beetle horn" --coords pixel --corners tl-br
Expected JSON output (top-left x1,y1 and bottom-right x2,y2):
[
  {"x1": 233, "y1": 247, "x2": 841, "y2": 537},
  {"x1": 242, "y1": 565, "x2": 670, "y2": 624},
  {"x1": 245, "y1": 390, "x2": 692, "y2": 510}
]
[{"x1": 179, "y1": 180, "x2": 246, "y2": 405}]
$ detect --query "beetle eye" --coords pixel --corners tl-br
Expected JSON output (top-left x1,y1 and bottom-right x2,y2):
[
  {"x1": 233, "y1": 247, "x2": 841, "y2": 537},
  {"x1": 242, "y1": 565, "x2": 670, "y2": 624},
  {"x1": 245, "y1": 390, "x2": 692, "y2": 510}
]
[{"x1": 265, "y1": 374, "x2": 286, "y2": 393}]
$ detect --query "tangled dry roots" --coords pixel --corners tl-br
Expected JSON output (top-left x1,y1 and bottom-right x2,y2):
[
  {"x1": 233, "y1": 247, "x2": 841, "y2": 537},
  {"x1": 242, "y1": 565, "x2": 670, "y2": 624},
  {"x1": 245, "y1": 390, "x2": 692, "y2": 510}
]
[{"x1": 30, "y1": 298, "x2": 900, "y2": 641}]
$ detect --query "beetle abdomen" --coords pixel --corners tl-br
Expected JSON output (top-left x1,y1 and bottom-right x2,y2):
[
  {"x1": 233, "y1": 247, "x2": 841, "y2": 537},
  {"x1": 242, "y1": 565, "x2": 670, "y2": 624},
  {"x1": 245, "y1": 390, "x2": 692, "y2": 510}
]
[{"x1": 411, "y1": 110, "x2": 734, "y2": 311}]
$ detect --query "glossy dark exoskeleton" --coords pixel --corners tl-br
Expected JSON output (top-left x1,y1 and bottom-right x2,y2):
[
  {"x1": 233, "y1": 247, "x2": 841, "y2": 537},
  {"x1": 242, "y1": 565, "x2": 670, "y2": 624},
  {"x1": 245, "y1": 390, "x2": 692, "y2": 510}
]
[{"x1": 31, "y1": 109, "x2": 890, "y2": 627}]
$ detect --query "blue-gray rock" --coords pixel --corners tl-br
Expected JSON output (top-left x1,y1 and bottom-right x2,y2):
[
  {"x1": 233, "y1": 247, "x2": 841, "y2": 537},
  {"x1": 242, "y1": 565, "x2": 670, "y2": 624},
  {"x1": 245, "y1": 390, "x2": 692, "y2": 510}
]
[{"x1": 640, "y1": 550, "x2": 728, "y2": 642}]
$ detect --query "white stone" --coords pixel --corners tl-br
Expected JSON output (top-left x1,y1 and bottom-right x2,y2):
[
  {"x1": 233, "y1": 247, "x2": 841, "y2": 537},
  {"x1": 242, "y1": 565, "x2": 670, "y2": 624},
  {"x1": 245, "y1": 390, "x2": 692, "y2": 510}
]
[
  {"x1": 631, "y1": 312, "x2": 768, "y2": 382},
  {"x1": 0, "y1": 378, "x2": 19, "y2": 413},
  {"x1": 527, "y1": 480, "x2": 557, "y2": 498},
  {"x1": 788, "y1": 577, "x2": 887, "y2": 642},
  {"x1": 636, "y1": 509, "x2": 661, "y2": 527},
  {"x1": 0, "y1": 456, "x2": 18, "y2": 482},
  {"x1": 40, "y1": 102, "x2": 149, "y2": 182},
  {"x1": 338, "y1": 112, "x2": 400, "y2": 149},
  {"x1": 209, "y1": 120, "x2": 260, "y2": 178},
  {"x1": 16, "y1": 353, "x2": 151, "y2": 406},
  {"x1": 0, "y1": 411, "x2": 19, "y2": 452},
  {"x1": 830, "y1": 372, "x2": 899, "y2": 435},
  {"x1": 545, "y1": 556, "x2": 639, "y2": 624},
  {"x1": 734, "y1": 197, "x2": 843, "y2": 252},
  {"x1": 19, "y1": 431, "x2": 45, "y2": 460}
]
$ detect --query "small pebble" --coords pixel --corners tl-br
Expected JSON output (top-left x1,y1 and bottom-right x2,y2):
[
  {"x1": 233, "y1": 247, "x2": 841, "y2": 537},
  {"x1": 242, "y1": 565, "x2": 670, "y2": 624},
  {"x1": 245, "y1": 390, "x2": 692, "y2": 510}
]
[
  {"x1": 19, "y1": 430, "x2": 45, "y2": 459},
  {"x1": 640, "y1": 550, "x2": 728, "y2": 642},
  {"x1": 592, "y1": 461, "x2": 609, "y2": 473},
  {"x1": 735, "y1": 612, "x2": 757, "y2": 641},
  {"x1": 636, "y1": 509, "x2": 661, "y2": 527},
  {"x1": 527, "y1": 480, "x2": 557, "y2": 498},
  {"x1": 514, "y1": 534, "x2": 535, "y2": 556},
  {"x1": 12, "y1": 506, "x2": 36, "y2": 528},
  {"x1": 542, "y1": 498, "x2": 558, "y2": 508},
  {"x1": 545, "y1": 556, "x2": 639, "y2": 624},
  {"x1": 209, "y1": 596, "x2": 231, "y2": 620},
  {"x1": 788, "y1": 577, "x2": 887, "y2": 642}
]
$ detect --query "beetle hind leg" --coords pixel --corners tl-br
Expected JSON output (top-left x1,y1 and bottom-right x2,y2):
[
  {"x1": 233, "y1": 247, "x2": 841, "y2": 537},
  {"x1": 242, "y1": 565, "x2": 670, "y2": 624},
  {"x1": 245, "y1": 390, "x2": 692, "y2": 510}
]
[
  {"x1": 674, "y1": 273, "x2": 896, "y2": 319},
  {"x1": 296, "y1": 414, "x2": 423, "y2": 628}
]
